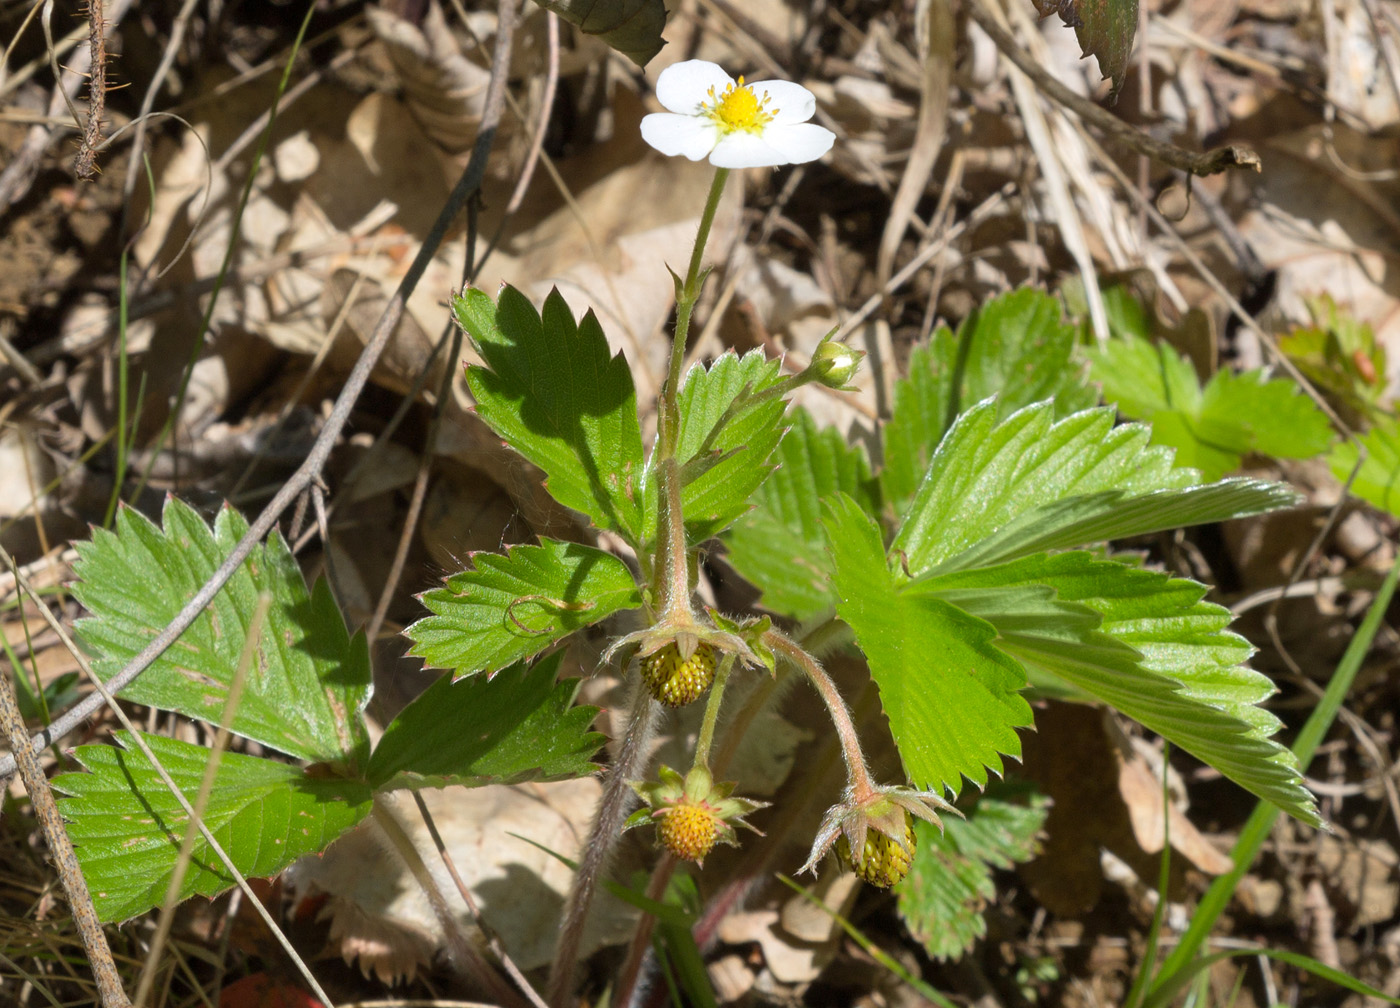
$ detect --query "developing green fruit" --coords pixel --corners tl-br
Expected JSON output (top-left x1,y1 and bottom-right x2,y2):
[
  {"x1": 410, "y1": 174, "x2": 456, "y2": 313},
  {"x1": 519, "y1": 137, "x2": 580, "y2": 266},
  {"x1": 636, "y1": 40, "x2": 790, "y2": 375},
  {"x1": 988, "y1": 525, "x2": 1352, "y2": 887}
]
[
  {"x1": 641, "y1": 642, "x2": 717, "y2": 707},
  {"x1": 837, "y1": 813, "x2": 916, "y2": 888}
]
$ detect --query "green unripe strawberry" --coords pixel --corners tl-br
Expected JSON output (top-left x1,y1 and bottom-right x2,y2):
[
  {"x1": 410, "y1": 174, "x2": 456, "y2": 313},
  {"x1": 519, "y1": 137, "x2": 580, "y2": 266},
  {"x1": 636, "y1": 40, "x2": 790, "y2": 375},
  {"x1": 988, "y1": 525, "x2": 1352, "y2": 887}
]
[
  {"x1": 837, "y1": 813, "x2": 916, "y2": 888},
  {"x1": 657, "y1": 803, "x2": 722, "y2": 862},
  {"x1": 641, "y1": 642, "x2": 717, "y2": 707}
]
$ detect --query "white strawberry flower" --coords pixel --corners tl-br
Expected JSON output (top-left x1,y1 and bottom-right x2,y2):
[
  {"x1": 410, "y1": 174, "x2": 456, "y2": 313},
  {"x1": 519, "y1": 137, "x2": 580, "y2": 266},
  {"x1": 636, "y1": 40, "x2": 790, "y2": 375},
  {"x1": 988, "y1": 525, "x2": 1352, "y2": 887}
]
[{"x1": 641, "y1": 60, "x2": 836, "y2": 169}]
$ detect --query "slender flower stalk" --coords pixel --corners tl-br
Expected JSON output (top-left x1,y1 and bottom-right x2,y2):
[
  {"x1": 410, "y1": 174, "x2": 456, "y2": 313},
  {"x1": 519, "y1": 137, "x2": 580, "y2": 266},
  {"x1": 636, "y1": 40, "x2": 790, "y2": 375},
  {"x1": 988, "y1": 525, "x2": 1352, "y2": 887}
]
[
  {"x1": 764, "y1": 628, "x2": 876, "y2": 799},
  {"x1": 693, "y1": 652, "x2": 736, "y2": 769}
]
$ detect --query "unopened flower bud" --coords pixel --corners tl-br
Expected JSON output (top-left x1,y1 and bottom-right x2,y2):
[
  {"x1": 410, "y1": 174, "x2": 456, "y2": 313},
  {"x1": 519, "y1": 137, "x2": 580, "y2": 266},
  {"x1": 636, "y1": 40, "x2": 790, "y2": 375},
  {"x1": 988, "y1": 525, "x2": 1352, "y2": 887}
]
[{"x1": 808, "y1": 339, "x2": 863, "y2": 388}]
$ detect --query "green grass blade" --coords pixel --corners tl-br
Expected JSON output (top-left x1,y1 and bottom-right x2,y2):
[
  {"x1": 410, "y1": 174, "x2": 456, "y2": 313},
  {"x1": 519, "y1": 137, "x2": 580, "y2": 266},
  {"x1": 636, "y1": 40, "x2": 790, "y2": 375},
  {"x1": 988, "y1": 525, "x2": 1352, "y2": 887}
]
[{"x1": 1146, "y1": 550, "x2": 1400, "y2": 999}]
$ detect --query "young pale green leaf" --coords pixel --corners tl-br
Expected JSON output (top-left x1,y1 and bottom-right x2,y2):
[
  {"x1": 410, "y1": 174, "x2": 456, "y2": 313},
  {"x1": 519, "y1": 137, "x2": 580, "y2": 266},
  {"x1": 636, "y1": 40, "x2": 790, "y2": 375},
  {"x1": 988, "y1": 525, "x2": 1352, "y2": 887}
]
[
  {"x1": 459, "y1": 286, "x2": 648, "y2": 544},
  {"x1": 881, "y1": 288, "x2": 1095, "y2": 505},
  {"x1": 893, "y1": 401, "x2": 1298, "y2": 577},
  {"x1": 1089, "y1": 328, "x2": 1201, "y2": 419},
  {"x1": 897, "y1": 788, "x2": 1049, "y2": 960},
  {"x1": 1090, "y1": 332, "x2": 1334, "y2": 480},
  {"x1": 530, "y1": 0, "x2": 665, "y2": 66},
  {"x1": 367, "y1": 654, "x2": 604, "y2": 791},
  {"x1": 824, "y1": 494, "x2": 1032, "y2": 796},
  {"x1": 407, "y1": 538, "x2": 641, "y2": 677},
  {"x1": 912, "y1": 552, "x2": 1322, "y2": 827},
  {"x1": 1330, "y1": 416, "x2": 1400, "y2": 517},
  {"x1": 54, "y1": 732, "x2": 372, "y2": 923},
  {"x1": 71, "y1": 499, "x2": 371, "y2": 769},
  {"x1": 668, "y1": 349, "x2": 788, "y2": 543},
  {"x1": 724, "y1": 408, "x2": 878, "y2": 621}
]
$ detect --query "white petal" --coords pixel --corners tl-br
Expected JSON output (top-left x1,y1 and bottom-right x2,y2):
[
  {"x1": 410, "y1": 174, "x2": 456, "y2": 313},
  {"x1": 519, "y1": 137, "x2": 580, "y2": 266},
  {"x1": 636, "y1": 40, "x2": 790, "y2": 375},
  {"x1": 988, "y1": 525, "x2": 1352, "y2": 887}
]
[
  {"x1": 762, "y1": 122, "x2": 835, "y2": 164},
  {"x1": 708, "y1": 131, "x2": 790, "y2": 168},
  {"x1": 655, "y1": 60, "x2": 734, "y2": 115},
  {"x1": 641, "y1": 113, "x2": 719, "y2": 160},
  {"x1": 746, "y1": 79, "x2": 817, "y2": 124}
]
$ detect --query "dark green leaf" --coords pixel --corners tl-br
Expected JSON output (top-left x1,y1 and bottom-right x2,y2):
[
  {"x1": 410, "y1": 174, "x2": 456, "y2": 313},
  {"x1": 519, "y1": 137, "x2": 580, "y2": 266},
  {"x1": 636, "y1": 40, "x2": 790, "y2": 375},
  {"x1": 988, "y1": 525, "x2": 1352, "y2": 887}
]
[
  {"x1": 367, "y1": 654, "x2": 604, "y2": 791},
  {"x1": 1036, "y1": 0, "x2": 1139, "y2": 96},
  {"x1": 824, "y1": 495, "x2": 1032, "y2": 796},
  {"x1": 460, "y1": 286, "x2": 648, "y2": 544},
  {"x1": 530, "y1": 0, "x2": 666, "y2": 66},
  {"x1": 897, "y1": 788, "x2": 1049, "y2": 960},
  {"x1": 54, "y1": 732, "x2": 372, "y2": 922},
  {"x1": 71, "y1": 499, "x2": 371, "y2": 769},
  {"x1": 407, "y1": 537, "x2": 641, "y2": 676},
  {"x1": 724, "y1": 408, "x2": 878, "y2": 620}
]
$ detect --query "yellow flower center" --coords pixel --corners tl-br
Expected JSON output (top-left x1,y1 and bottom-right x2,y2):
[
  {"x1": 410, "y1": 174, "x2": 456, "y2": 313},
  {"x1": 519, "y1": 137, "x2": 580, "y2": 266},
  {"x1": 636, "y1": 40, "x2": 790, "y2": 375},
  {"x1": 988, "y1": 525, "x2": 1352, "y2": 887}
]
[{"x1": 705, "y1": 77, "x2": 776, "y2": 134}]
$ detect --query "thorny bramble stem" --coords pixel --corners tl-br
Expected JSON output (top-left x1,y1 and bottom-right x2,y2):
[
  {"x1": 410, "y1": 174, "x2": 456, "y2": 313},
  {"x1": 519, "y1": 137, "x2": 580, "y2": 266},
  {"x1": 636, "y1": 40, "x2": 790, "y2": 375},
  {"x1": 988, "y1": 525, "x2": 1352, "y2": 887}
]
[{"x1": 764, "y1": 629, "x2": 877, "y2": 800}]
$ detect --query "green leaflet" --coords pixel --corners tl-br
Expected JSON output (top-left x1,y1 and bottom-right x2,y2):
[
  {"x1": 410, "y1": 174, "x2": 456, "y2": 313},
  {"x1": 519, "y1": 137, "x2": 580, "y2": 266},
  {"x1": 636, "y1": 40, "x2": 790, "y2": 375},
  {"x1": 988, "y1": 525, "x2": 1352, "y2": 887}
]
[
  {"x1": 911, "y1": 552, "x2": 1321, "y2": 826},
  {"x1": 367, "y1": 654, "x2": 605, "y2": 791},
  {"x1": 1330, "y1": 414, "x2": 1400, "y2": 517},
  {"x1": 893, "y1": 400, "x2": 1297, "y2": 576},
  {"x1": 407, "y1": 537, "x2": 642, "y2": 677},
  {"x1": 824, "y1": 494, "x2": 1032, "y2": 796},
  {"x1": 70, "y1": 499, "x2": 371, "y2": 770},
  {"x1": 1090, "y1": 330, "x2": 1334, "y2": 480},
  {"x1": 881, "y1": 288, "x2": 1095, "y2": 507},
  {"x1": 53, "y1": 732, "x2": 372, "y2": 923},
  {"x1": 724, "y1": 407, "x2": 878, "y2": 620},
  {"x1": 897, "y1": 788, "x2": 1049, "y2": 960},
  {"x1": 665, "y1": 349, "x2": 789, "y2": 544},
  {"x1": 460, "y1": 286, "x2": 648, "y2": 545}
]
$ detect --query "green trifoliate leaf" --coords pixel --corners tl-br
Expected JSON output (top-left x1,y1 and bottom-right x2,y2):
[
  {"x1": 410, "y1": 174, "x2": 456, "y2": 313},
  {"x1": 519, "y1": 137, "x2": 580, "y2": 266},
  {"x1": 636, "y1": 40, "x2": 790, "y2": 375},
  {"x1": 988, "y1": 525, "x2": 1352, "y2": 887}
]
[
  {"x1": 459, "y1": 286, "x2": 648, "y2": 545},
  {"x1": 911, "y1": 552, "x2": 1321, "y2": 827},
  {"x1": 53, "y1": 732, "x2": 372, "y2": 923},
  {"x1": 893, "y1": 401, "x2": 1299, "y2": 577},
  {"x1": 666, "y1": 349, "x2": 788, "y2": 544},
  {"x1": 1330, "y1": 415, "x2": 1400, "y2": 517},
  {"x1": 882, "y1": 288, "x2": 1095, "y2": 506},
  {"x1": 824, "y1": 494, "x2": 1032, "y2": 796},
  {"x1": 70, "y1": 499, "x2": 371, "y2": 770},
  {"x1": 407, "y1": 538, "x2": 641, "y2": 677},
  {"x1": 897, "y1": 788, "x2": 1049, "y2": 960},
  {"x1": 367, "y1": 654, "x2": 604, "y2": 791},
  {"x1": 530, "y1": 0, "x2": 665, "y2": 66},
  {"x1": 1090, "y1": 331, "x2": 1334, "y2": 480},
  {"x1": 724, "y1": 408, "x2": 878, "y2": 621}
]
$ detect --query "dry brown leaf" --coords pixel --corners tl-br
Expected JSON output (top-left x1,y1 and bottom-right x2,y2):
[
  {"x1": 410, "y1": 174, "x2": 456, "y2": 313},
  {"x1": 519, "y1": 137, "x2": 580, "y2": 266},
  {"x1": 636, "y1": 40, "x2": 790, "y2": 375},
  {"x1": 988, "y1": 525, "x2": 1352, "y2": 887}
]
[
  {"x1": 290, "y1": 779, "x2": 625, "y2": 982},
  {"x1": 1020, "y1": 702, "x2": 1232, "y2": 916}
]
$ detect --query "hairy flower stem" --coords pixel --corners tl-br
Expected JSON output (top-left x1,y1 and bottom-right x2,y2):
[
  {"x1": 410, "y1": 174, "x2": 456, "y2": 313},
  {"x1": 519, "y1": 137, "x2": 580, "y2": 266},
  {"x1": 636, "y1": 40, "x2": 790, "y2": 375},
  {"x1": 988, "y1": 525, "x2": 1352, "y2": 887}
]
[
  {"x1": 764, "y1": 629, "x2": 876, "y2": 800},
  {"x1": 693, "y1": 653, "x2": 735, "y2": 768},
  {"x1": 547, "y1": 680, "x2": 659, "y2": 1007},
  {"x1": 658, "y1": 166, "x2": 730, "y2": 461},
  {"x1": 653, "y1": 456, "x2": 692, "y2": 618}
]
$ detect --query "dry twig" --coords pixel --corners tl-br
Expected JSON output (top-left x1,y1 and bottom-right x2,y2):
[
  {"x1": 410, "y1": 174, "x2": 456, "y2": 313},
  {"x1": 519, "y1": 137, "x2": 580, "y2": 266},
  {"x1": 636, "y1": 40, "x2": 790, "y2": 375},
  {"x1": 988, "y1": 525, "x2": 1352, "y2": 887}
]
[{"x1": 966, "y1": 0, "x2": 1263, "y2": 177}]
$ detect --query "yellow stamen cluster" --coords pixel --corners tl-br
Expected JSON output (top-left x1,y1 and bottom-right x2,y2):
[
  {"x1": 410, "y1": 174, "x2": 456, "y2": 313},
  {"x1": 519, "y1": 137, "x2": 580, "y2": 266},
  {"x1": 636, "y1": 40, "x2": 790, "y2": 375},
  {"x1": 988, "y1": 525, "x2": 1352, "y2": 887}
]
[{"x1": 704, "y1": 77, "x2": 776, "y2": 134}]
